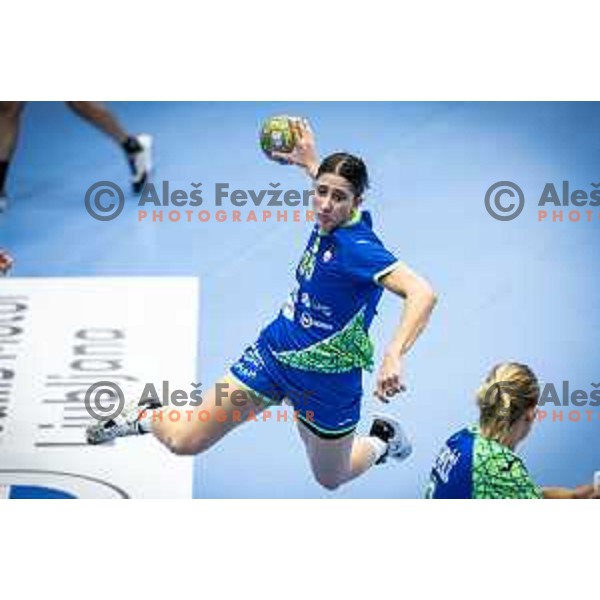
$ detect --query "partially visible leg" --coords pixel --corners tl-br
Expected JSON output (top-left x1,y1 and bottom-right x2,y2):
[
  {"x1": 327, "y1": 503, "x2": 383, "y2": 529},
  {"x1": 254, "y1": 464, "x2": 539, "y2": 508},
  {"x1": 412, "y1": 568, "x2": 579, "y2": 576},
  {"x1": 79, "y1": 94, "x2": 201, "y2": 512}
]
[
  {"x1": 0, "y1": 101, "x2": 26, "y2": 197},
  {"x1": 149, "y1": 375, "x2": 269, "y2": 456},
  {"x1": 297, "y1": 421, "x2": 387, "y2": 491},
  {"x1": 65, "y1": 101, "x2": 152, "y2": 192},
  {"x1": 87, "y1": 374, "x2": 271, "y2": 450},
  {"x1": 66, "y1": 101, "x2": 130, "y2": 144}
]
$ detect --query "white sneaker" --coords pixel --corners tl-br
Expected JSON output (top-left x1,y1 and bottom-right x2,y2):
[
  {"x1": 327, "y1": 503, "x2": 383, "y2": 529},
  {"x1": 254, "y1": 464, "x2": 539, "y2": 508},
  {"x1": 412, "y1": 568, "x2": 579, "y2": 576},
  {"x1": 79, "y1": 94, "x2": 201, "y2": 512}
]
[
  {"x1": 369, "y1": 413, "x2": 413, "y2": 464},
  {"x1": 86, "y1": 396, "x2": 162, "y2": 445},
  {"x1": 86, "y1": 417, "x2": 142, "y2": 445},
  {"x1": 128, "y1": 134, "x2": 153, "y2": 194}
]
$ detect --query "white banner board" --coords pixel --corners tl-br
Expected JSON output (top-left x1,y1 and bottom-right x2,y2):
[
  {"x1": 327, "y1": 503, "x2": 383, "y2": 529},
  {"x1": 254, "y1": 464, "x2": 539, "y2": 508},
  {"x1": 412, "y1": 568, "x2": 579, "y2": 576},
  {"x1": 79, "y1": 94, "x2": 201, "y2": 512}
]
[{"x1": 0, "y1": 277, "x2": 198, "y2": 498}]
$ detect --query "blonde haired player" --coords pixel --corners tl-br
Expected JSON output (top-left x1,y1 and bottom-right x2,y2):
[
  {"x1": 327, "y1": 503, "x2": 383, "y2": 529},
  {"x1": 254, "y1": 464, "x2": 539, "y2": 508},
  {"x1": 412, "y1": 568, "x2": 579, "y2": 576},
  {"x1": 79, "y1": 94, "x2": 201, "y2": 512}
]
[{"x1": 427, "y1": 362, "x2": 600, "y2": 499}]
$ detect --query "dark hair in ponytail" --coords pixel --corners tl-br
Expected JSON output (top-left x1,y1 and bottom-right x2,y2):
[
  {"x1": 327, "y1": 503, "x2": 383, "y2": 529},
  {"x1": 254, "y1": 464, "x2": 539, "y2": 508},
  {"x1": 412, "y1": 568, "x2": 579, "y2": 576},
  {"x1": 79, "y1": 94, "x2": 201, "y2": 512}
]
[{"x1": 316, "y1": 152, "x2": 369, "y2": 197}]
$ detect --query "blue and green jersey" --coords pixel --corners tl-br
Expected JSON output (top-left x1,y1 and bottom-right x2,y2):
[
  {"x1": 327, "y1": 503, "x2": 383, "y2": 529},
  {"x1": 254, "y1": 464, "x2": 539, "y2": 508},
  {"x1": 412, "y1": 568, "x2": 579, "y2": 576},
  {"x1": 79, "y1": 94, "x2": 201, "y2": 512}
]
[
  {"x1": 426, "y1": 425, "x2": 543, "y2": 499},
  {"x1": 231, "y1": 209, "x2": 401, "y2": 434},
  {"x1": 263, "y1": 210, "x2": 400, "y2": 374}
]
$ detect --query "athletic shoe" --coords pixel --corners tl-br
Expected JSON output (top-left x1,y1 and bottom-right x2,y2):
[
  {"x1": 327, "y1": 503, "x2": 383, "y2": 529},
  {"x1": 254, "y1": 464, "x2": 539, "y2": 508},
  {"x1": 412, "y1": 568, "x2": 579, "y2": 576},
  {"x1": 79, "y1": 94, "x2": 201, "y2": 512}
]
[
  {"x1": 128, "y1": 134, "x2": 153, "y2": 194},
  {"x1": 86, "y1": 416, "x2": 144, "y2": 445},
  {"x1": 86, "y1": 396, "x2": 162, "y2": 445},
  {"x1": 369, "y1": 413, "x2": 413, "y2": 464}
]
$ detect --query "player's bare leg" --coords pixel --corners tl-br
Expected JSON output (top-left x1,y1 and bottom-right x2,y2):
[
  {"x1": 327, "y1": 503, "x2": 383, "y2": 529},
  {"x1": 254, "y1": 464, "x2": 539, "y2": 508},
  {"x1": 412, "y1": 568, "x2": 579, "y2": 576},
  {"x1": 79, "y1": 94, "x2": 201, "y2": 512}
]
[
  {"x1": 149, "y1": 376, "x2": 269, "y2": 455},
  {"x1": 0, "y1": 101, "x2": 26, "y2": 212},
  {"x1": 66, "y1": 101, "x2": 152, "y2": 192},
  {"x1": 86, "y1": 375, "x2": 270, "y2": 456},
  {"x1": 297, "y1": 413, "x2": 412, "y2": 490}
]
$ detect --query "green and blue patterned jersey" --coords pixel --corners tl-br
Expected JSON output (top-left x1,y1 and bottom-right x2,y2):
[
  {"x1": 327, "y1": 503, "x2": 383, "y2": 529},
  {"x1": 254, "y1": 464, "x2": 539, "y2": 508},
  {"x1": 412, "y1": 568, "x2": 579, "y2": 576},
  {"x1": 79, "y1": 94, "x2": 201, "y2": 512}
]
[
  {"x1": 426, "y1": 425, "x2": 543, "y2": 499},
  {"x1": 263, "y1": 210, "x2": 400, "y2": 374}
]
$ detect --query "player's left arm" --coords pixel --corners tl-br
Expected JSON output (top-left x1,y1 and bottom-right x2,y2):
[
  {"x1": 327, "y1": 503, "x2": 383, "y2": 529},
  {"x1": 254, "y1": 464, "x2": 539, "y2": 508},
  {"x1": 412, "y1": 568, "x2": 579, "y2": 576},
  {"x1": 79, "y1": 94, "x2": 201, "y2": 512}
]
[{"x1": 375, "y1": 262, "x2": 437, "y2": 401}]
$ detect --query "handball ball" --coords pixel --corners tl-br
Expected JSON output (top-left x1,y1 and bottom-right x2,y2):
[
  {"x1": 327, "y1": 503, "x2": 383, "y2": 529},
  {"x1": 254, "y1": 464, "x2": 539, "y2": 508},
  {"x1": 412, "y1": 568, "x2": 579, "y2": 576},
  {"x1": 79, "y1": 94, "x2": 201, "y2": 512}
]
[{"x1": 260, "y1": 115, "x2": 299, "y2": 161}]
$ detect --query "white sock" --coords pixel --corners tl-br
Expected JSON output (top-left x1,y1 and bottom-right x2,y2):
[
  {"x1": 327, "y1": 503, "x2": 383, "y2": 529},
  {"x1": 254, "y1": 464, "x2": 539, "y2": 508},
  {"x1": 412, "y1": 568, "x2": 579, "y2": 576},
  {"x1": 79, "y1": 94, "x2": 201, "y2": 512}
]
[{"x1": 367, "y1": 436, "x2": 388, "y2": 462}]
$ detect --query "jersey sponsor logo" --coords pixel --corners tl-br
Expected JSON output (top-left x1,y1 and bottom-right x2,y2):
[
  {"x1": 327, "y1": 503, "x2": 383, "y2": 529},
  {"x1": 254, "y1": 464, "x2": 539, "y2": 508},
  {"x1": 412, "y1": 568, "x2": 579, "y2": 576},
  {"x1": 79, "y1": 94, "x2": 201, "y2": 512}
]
[
  {"x1": 299, "y1": 312, "x2": 334, "y2": 331},
  {"x1": 299, "y1": 292, "x2": 333, "y2": 316},
  {"x1": 300, "y1": 312, "x2": 313, "y2": 328},
  {"x1": 311, "y1": 298, "x2": 333, "y2": 317}
]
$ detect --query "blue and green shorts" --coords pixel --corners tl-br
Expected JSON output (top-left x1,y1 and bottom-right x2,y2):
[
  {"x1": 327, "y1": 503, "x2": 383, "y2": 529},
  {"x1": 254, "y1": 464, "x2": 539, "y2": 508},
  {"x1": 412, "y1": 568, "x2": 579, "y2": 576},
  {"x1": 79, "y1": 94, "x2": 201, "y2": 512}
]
[{"x1": 229, "y1": 333, "x2": 362, "y2": 439}]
